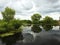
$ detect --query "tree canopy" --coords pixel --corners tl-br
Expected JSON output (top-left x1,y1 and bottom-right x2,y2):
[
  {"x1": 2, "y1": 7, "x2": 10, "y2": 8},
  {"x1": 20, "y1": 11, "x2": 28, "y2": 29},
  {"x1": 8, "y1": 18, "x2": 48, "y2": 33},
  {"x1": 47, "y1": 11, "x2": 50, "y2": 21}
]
[
  {"x1": 31, "y1": 13, "x2": 41, "y2": 24},
  {"x1": 42, "y1": 16, "x2": 54, "y2": 25},
  {"x1": 0, "y1": 7, "x2": 22, "y2": 35},
  {"x1": 42, "y1": 16, "x2": 54, "y2": 31},
  {"x1": 1, "y1": 7, "x2": 15, "y2": 21}
]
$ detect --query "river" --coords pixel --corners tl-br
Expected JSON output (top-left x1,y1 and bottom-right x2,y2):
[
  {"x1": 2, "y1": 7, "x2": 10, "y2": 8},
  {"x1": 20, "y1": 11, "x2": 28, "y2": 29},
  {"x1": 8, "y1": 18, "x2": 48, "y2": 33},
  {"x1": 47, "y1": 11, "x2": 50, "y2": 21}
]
[{"x1": 0, "y1": 26, "x2": 60, "y2": 45}]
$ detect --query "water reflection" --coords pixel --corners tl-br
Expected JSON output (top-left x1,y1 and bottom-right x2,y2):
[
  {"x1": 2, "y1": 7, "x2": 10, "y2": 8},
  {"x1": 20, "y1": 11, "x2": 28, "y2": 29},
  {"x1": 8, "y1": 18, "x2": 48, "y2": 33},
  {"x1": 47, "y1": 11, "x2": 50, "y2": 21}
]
[
  {"x1": 23, "y1": 33, "x2": 34, "y2": 43},
  {"x1": 21, "y1": 26, "x2": 60, "y2": 45},
  {"x1": 42, "y1": 25, "x2": 53, "y2": 31},
  {"x1": 0, "y1": 26, "x2": 60, "y2": 45},
  {"x1": 31, "y1": 25, "x2": 42, "y2": 33},
  {"x1": 59, "y1": 26, "x2": 60, "y2": 30},
  {"x1": 0, "y1": 32, "x2": 23, "y2": 45}
]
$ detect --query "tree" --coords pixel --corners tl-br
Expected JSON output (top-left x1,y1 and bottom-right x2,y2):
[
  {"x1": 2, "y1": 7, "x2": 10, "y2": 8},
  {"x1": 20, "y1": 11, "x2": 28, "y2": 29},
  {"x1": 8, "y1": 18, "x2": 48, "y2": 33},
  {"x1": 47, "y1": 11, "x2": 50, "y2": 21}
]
[
  {"x1": 42, "y1": 16, "x2": 53, "y2": 25},
  {"x1": 31, "y1": 13, "x2": 41, "y2": 24},
  {"x1": 0, "y1": 7, "x2": 23, "y2": 35},
  {"x1": 0, "y1": 20, "x2": 8, "y2": 34},
  {"x1": 1, "y1": 7, "x2": 15, "y2": 21},
  {"x1": 31, "y1": 13, "x2": 42, "y2": 33},
  {"x1": 53, "y1": 20, "x2": 59, "y2": 26},
  {"x1": 0, "y1": 7, "x2": 24, "y2": 45},
  {"x1": 42, "y1": 16, "x2": 54, "y2": 31},
  {"x1": 7, "y1": 19, "x2": 22, "y2": 32},
  {"x1": 21, "y1": 20, "x2": 32, "y2": 26}
]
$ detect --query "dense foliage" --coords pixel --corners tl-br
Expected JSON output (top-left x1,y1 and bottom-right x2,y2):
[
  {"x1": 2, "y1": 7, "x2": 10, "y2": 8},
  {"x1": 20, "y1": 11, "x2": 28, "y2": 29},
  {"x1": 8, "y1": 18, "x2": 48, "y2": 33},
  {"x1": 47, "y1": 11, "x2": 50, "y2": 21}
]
[
  {"x1": 21, "y1": 20, "x2": 32, "y2": 26},
  {"x1": 42, "y1": 16, "x2": 54, "y2": 31},
  {"x1": 31, "y1": 13, "x2": 42, "y2": 33},
  {"x1": 0, "y1": 7, "x2": 23, "y2": 37},
  {"x1": 1, "y1": 7, "x2": 15, "y2": 21},
  {"x1": 31, "y1": 13, "x2": 41, "y2": 24}
]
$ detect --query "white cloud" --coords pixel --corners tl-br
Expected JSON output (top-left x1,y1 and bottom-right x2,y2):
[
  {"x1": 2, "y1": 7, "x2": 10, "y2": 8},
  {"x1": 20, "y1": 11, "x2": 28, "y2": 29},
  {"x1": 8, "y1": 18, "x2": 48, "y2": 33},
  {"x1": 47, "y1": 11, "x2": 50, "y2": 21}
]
[
  {"x1": 42, "y1": 12, "x2": 60, "y2": 20},
  {"x1": 15, "y1": 15, "x2": 31, "y2": 20},
  {"x1": 0, "y1": 0, "x2": 60, "y2": 20}
]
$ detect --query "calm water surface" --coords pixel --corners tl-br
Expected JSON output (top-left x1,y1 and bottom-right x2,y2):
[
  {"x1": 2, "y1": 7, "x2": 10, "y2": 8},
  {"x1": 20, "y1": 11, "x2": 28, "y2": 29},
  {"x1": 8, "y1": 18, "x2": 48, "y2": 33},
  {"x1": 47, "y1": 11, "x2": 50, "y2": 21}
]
[{"x1": 0, "y1": 26, "x2": 60, "y2": 45}]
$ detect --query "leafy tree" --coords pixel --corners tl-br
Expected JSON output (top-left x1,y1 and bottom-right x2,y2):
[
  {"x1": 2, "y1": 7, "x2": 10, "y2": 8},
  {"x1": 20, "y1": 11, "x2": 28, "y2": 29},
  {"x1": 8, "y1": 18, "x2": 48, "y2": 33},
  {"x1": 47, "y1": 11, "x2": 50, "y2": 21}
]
[
  {"x1": 42, "y1": 16, "x2": 53, "y2": 25},
  {"x1": 31, "y1": 13, "x2": 41, "y2": 24},
  {"x1": 1, "y1": 7, "x2": 15, "y2": 21},
  {"x1": 31, "y1": 13, "x2": 42, "y2": 33},
  {"x1": 42, "y1": 16, "x2": 54, "y2": 31},
  {"x1": 0, "y1": 19, "x2": 22, "y2": 34},
  {"x1": 0, "y1": 7, "x2": 23, "y2": 45},
  {"x1": 0, "y1": 7, "x2": 23, "y2": 34},
  {"x1": 7, "y1": 19, "x2": 22, "y2": 32},
  {"x1": 53, "y1": 20, "x2": 59, "y2": 26},
  {"x1": 21, "y1": 20, "x2": 32, "y2": 26},
  {"x1": 0, "y1": 20, "x2": 8, "y2": 34}
]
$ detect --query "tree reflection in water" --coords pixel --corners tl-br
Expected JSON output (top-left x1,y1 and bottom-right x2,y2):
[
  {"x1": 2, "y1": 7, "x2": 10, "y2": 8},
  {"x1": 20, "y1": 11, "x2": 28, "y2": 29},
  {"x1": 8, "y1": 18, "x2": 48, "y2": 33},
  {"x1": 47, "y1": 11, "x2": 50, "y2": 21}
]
[
  {"x1": 31, "y1": 25, "x2": 42, "y2": 33},
  {"x1": 1, "y1": 32, "x2": 23, "y2": 45},
  {"x1": 42, "y1": 25, "x2": 53, "y2": 31}
]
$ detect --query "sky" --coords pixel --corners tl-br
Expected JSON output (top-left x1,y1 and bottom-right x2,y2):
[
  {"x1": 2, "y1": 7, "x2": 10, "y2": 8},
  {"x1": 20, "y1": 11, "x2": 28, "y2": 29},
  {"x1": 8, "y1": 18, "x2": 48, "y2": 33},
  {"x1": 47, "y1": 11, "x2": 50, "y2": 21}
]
[{"x1": 0, "y1": 0, "x2": 60, "y2": 20}]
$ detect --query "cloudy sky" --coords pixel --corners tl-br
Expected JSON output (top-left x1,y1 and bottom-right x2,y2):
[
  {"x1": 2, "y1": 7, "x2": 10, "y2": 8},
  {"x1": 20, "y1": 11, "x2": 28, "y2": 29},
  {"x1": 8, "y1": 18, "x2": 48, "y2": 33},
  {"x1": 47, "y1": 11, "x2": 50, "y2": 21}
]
[{"x1": 0, "y1": 0, "x2": 60, "y2": 20}]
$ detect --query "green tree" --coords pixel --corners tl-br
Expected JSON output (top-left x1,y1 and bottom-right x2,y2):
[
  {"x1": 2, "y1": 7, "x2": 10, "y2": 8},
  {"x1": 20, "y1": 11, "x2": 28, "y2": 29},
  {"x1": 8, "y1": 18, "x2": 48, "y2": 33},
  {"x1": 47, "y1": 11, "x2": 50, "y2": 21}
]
[
  {"x1": 0, "y1": 7, "x2": 23, "y2": 34},
  {"x1": 0, "y1": 7, "x2": 23, "y2": 45},
  {"x1": 42, "y1": 16, "x2": 54, "y2": 31},
  {"x1": 0, "y1": 20, "x2": 8, "y2": 34},
  {"x1": 1, "y1": 7, "x2": 15, "y2": 21},
  {"x1": 42, "y1": 16, "x2": 53, "y2": 25},
  {"x1": 21, "y1": 20, "x2": 32, "y2": 26},
  {"x1": 31, "y1": 13, "x2": 41, "y2": 24},
  {"x1": 7, "y1": 19, "x2": 22, "y2": 32},
  {"x1": 31, "y1": 13, "x2": 42, "y2": 33},
  {"x1": 53, "y1": 20, "x2": 59, "y2": 26}
]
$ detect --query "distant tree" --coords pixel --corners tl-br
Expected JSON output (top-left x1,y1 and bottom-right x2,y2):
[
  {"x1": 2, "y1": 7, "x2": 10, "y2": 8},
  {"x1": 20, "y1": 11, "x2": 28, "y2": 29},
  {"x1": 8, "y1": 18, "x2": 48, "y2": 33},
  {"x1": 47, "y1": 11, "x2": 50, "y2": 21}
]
[
  {"x1": 31, "y1": 13, "x2": 42, "y2": 33},
  {"x1": 42, "y1": 16, "x2": 53, "y2": 25},
  {"x1": 31, "y1": 13, "x2": 41, "y2": 24},
  {"x1": 53, "y1": 20, "x2": 59, "y2": 26},
  {"x1": 21, "y1": 20, "x2": 32, "y2": 24},
  {"x1": 1, "y1": 7, "x2": 15, "y2": 21},
  {"x1": 26, "y1": 20, "x2": 32, "y2": 24},
  {"x1": 42, "y1": 16, "x2": 54, "y2": 31}
]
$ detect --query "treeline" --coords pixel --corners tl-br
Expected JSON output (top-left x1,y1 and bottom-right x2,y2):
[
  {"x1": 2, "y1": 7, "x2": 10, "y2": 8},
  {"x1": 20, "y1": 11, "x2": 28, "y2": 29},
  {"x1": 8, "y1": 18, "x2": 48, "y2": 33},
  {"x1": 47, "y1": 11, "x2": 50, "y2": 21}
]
[{"x1": 21, "y1": 13, "x2": 59, "y2": 26}]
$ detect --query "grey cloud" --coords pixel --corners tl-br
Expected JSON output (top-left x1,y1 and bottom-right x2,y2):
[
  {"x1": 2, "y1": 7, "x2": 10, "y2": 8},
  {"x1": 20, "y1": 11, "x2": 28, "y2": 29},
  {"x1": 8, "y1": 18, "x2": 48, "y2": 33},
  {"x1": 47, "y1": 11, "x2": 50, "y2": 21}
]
[
  {"x1": 38, "y1": 10, "x2": 60, "y2": 14},
  {"x1": 46, "y1": 0, "x2": 59, "y2": 3},
  {"x1": 0, "y1": 6, "x2": 4, "y2": 11},
  {"x1": 0, "y1": 0, "x2": 11, "y2": 11},
  {"x1": 0, "y1": 0, "x2": 60, "y2": 16},
  {"x1": 34, "y1": 0, "x2": 60, "y2": 14}
]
